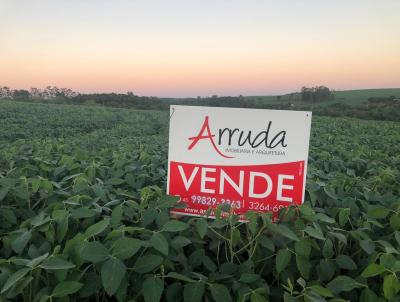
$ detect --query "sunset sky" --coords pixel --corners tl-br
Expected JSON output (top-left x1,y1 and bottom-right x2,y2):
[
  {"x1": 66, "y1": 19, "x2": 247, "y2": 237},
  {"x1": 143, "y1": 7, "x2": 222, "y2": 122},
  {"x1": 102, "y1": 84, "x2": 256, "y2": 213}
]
[{"x1": 1, "y1": 0, "x2": 399, "y2": 97}]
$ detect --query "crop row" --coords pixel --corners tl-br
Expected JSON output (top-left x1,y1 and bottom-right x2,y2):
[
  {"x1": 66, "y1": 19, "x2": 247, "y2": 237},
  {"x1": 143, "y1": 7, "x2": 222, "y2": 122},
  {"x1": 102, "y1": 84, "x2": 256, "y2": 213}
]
[{"x1": 0, "y1": 101, "x2": 399, "y2": 301}]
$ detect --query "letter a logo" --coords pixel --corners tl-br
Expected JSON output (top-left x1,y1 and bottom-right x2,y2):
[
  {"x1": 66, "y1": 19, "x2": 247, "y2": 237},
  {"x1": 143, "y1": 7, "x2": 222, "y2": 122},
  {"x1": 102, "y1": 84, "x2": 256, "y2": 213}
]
[{"x1": 188, "y1": 116, "x2": 233, "y2": 158}]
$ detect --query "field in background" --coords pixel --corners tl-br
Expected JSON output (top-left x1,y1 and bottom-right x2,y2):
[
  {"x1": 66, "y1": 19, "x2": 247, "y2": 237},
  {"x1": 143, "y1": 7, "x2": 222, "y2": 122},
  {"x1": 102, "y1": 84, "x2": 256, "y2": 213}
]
[
  {"x1": 245, "y1": 88, "x2": 400, "y2": 106},
  {"x1": 334, "y1": 88, "x2": 400, "y2": 105},
  {"x1": 2, "y1": 87, "x2": 400, "y2": 122},
  {"x1": 0, "y1": 100, "x2": 399, "y2": 301}
]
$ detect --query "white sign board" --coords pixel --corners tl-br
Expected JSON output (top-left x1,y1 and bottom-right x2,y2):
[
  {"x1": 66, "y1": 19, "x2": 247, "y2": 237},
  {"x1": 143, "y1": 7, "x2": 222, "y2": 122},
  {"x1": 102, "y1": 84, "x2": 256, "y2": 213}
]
[{"x1": 167, "y1": 105, "x2": 312, "y2": 220}]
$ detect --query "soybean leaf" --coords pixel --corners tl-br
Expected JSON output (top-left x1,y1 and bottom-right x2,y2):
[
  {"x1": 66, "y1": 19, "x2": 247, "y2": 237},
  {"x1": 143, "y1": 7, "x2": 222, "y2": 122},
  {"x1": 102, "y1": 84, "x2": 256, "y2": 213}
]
[
  {"x1": 274, "y1": 224, "x2": 299, "y2": 241},
  {"x1": 296, "y1": 255, "x2": 311, "y2": 279},
  {"x1": 84, "y1": 219, "x2": 109, "y2": 238},
  {"x1": 79, "y1": 272, "x2": 101, "y2": 299},
  {"x1": 184, "y1": 282, "x2": 205, "y2": 302},
  {"x1": 142, "y1": 208, "x2": 158, "y2": 226},
  {"x1": 250, "y1": 291, "x2": 268, "y2": 302},
  {"x1": 105, "y1": 178, "x2": 125, "y2": 186},
  {"x1": 111, "y1": 205, "x2": 123, "y2": 227},
  {"x1": 361, "y1": 264, "x2": 386, "y2": 278},
  {"x1": 101, "y1": 257, "x2": 126, "y2": 296},
  {"x1": 319, "y1": 259, "x2": 335, "y2": 281},
  {"x1": 316, "y1": 213, "x2": 335, "y2": 224},
  {"x1": 327, "y1": 276, "x2": 364, "y2": 294},
  {"x1": 309, "y1": 285, "x2": 333, "y2": 297},
  {"x1": 304, "y1": 226, "x2": 325, "y2": 240},
  {"x1": 1, "y1": 268, "x2": 30, "y2": 294},
  {"x1": 40, "y1": 256, "x2": 75, "y2": 270},
  {"x1": 26, "y1": 253, "x2": 49, "y2": 268},
  {"x1": 360, "y1": 288, "x2": 378, "y2": 302},
  {"x1": 395, "y1": 231, "x2": 400, "y2": 246},
  {"x1": 162, "y1": 220, "x2": 188, "y2": 232},
  {"x1": 195, "y1": 219, "x2": 208, "y2": 239},
  {"x1": 81, "y1": 241, "x2": 110, "y2": 263},
  {"x1": 159, "y1": 195, "x2": 180, "y2": 208},
  {"x1": 52, "y1": 281, "x2": 83, "y2": 297},
  {"x1": 360, "y1": 240, "x2": 375, "y2": 254},
  {"x1": 0, "y1": 186, "x2": 10, "y2": 201},
  {"x1": 111, "y1": 237, "x2": 142, "y2": 260},
  {"x1": 390, "y1": 214, "x2": 400, "y2": 230},
  {"x1": 338, "y1": 208, "x2": 350, "y2": 226},
  {"x1": 11, "y1": 230, "x2": 32, "y2": 254},
  {"x1": 167, "y1": 272, "x2": 194, "y2": 283},
  {"x1": 151, "y1": 232, "x2": 169, "y2": 256},
  {"x1": 258, "y1": 235, "x2": 275, "y2": 252},
  {"x1": 143, "y1": 277, "x2": 164, "y2": 302},
  {"x1": 336, "y1": 255, "x2": 357, "y2": 270},
  {"x1": 1, "y1": 208, "x2": 17, "y2": 225},
  {"x1": 210, "y1": 283, "x2": 232, "y2": 302},
  {"x1": 6, "y1": 275, "x2": 33, "y2": 299},
  {"x1": 380, "y1": 253, "x2": 396, "y2": 269},
  {"x1": 330, "y1": 232, "x2": 347, "y2": 245},
  {"x1": 71, "y1": 207, "x2": 96, "y2": 219},
  {"x1": 134, "y1": 254, "x2": 164, "y2": 273},
  {"x1": 324, "y1": 187, "x2": 337, "y2": 200},
  {"x1": 52, "y1": 210, "x2": 69, "y2": 243},
  {"x1": 295, "y1": 240, "x2": 311, "y2": 258},
  {"x1": 239, "y1": 273, "x2": 259, "y2": 284},
  {"x1": 367, "y1": 206, "x2": 390, "y2": 219},
  {"x1": 322, "y1": 239, "x2": 334, "y2": 259},
  {"x1": 383, "y1": 274, "x2": 400, "y2": 300},
  {"x1": 276, "y1": 249, "x2": 291, "y2": 274},
  {"x1": 171, "y1": 236, "x2": 191, "y2": 249}
]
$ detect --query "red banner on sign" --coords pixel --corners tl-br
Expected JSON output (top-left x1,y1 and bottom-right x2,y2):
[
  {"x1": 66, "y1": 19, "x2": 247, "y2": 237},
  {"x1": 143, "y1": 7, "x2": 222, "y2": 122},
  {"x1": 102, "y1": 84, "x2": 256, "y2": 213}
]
[{"x1": 168, "y1": 160, "x2": 305, "y2": 220}]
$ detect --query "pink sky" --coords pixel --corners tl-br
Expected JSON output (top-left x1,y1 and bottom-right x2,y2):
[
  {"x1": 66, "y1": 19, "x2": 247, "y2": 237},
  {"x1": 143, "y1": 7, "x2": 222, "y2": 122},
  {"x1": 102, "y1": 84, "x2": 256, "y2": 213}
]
[{"x1": 1, "y1": 0, "x2": 399, "y2": 97}]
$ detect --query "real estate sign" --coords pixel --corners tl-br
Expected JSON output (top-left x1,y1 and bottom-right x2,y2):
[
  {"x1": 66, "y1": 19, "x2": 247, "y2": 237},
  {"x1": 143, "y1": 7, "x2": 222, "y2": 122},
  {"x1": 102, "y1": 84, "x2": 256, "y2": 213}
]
[{"x1": 167, "y1": 105, "x2": 312, "y2": 221}]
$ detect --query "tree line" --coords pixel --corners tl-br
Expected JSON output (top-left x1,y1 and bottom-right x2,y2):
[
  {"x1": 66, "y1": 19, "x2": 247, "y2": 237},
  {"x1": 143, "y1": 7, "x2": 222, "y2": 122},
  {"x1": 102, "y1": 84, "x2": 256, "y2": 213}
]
[
  {"x1": 0, "y1": 86, "x2": 78, "y2": 100},
  {"x1": 0, "y1": 85, "x2": 335, "y2": 105},
  {"x1": 275, "y1": 86, "x2": 335, "y2": 102},
  {"x1": 1, "y1": 85, "x2": 399, "y2": 122}
]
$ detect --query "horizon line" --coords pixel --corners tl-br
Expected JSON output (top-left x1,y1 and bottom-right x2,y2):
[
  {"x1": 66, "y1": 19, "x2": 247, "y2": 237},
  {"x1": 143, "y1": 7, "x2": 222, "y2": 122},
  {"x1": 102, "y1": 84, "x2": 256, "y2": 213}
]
[{"x1": 1, "y1": 85, "x2": 400, "y2": 99}]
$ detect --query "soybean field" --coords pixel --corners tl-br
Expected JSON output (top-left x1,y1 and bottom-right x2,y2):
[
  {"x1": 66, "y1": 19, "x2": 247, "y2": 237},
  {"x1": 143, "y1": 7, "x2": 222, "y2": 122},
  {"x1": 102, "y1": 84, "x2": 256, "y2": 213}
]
[{"x1": 0, "y1": 100, "x2": 399, "y2": 302}]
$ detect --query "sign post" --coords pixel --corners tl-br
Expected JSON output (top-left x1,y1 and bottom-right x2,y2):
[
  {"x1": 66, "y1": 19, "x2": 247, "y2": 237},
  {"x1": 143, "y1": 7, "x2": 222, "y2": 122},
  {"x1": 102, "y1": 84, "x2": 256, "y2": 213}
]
[{"x1": 167, "y1": 105, "x2": 312, "y2": 221}]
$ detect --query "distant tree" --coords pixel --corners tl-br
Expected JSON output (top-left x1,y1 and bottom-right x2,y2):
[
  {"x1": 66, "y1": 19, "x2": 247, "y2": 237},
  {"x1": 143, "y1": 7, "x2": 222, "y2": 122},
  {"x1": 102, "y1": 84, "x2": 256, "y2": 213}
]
[
  {"x1": 0, "y1": 86, "x2": 12, "y2": 99},
  {"x1": 12, "y1": 89, "x2": 30, "y2": 100},
  {"x1": 301, "y1": 86, "x2": 332, "y2": 102},
  {"x1": 301, "y1": 87, "x2": 313, "y2": 102},
  {"x1": 30, "y1": 88, "x2": 42, "y2": 98}
]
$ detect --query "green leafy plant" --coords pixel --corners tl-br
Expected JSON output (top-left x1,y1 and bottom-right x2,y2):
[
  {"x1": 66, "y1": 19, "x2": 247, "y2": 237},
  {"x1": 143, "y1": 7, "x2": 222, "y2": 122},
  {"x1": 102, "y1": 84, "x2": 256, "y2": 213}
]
[{"x1": 0, "y1": 101, "x2": 399, "y2": 301}]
